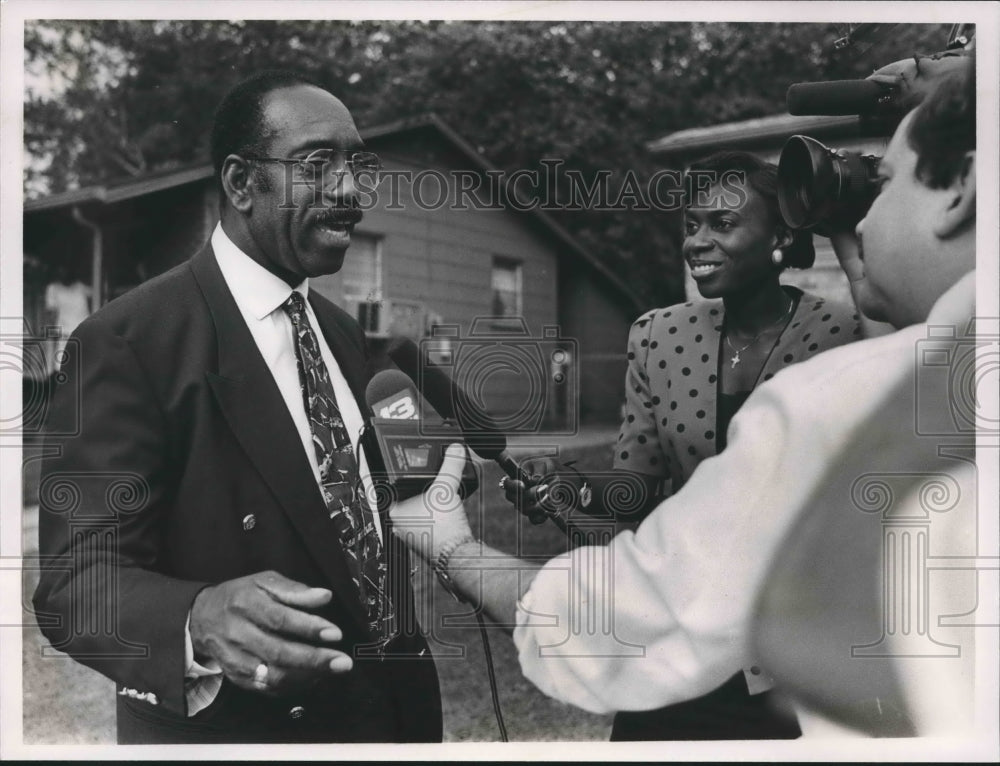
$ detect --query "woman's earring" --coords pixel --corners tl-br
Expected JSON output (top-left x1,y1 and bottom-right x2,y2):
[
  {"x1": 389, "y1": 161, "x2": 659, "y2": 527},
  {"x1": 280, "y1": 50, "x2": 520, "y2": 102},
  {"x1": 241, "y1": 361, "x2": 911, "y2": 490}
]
[{"x1": 771, "y1": 248, "x2": 784, "y2": 266}]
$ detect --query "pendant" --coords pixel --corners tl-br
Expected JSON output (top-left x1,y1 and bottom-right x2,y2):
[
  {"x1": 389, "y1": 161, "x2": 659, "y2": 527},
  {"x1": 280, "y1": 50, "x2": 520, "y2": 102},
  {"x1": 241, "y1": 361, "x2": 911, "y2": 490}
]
[{"x1": 730, "y1": 352, "x2": 741, "y2": 369}]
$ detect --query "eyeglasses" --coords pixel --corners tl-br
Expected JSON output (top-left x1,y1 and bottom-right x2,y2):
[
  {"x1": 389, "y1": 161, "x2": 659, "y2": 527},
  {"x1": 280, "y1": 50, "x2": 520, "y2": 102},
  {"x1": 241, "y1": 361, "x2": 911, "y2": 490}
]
[{"x1": 243, "y1": 148, "x2": 382, "y2": 188}]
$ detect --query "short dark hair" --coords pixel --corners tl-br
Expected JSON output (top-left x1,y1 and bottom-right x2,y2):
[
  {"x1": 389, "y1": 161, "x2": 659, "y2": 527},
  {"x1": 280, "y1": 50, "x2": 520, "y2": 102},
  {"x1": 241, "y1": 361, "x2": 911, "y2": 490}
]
[
  {"x1": 684, "y1": 150, "x2": 815, "y2": 269},
  {"x1": 210, "y1": 69, "x2": 325, "y2": 193},
  {"x1": 906, "y1": 59, "x2": 976, "y2": 189}
]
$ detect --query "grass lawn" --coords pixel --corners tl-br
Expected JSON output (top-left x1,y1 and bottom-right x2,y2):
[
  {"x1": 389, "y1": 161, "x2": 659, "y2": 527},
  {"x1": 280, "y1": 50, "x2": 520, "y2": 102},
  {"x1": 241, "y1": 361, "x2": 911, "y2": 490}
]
[{"x1": 21, "y1": 435, "x2": 617, "y2": 743}]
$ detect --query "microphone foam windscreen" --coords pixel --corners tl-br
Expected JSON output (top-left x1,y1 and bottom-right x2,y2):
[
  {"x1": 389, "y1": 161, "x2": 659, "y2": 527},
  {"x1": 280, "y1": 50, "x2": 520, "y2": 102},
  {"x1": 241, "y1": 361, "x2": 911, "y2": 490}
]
[
  {"x1": 366, "y1": 368, "x2": 418, "y2": 407},
  {"x1": 786, "y1": 79, "x2": 886, "y2": 116}
]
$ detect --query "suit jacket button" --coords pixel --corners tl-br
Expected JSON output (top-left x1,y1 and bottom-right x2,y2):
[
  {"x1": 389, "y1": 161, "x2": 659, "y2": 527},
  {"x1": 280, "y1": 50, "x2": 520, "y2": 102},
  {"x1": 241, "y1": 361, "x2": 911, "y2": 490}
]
[
  {"x1": 288, "y1": 705, "x2": 305, "y2": 720},
  {"x1": 242, "y1": 514, "x2": 257, "y2": 531}
]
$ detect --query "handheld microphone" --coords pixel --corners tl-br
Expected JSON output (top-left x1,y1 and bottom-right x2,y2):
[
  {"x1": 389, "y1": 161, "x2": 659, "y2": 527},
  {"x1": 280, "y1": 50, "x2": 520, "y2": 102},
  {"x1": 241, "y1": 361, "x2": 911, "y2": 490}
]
[
  {"x1": 386, "y1": 337, "x2": 554, "y2": 525},
  {"x1": 386, "y1": 337, "x2": 532, "y2": 482},
  {"x1": 365, "y1": 369, "x2": 478, "y2": 501},
  {"x1": 366, "y1": 368, "x2": 421, "y2": 420},
  {"x1": 788, "y1": 49, "x2": 972, "y2": 119},
  {"x1": 786, "y1": 79, "x2": 891, "y2": 116}
]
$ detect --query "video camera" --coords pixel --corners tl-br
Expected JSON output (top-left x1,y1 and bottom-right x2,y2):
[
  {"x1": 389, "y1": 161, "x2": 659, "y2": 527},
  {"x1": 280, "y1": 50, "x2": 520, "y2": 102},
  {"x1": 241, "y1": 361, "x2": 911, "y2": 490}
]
[{"x1": 776, "y1": 23, "x2": 975, "y2": 233}]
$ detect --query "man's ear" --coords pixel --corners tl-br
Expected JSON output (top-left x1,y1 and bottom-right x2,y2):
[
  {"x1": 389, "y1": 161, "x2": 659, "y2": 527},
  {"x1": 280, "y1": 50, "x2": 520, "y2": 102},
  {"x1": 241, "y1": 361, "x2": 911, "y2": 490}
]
[
  {"x1": 221, "y1": 155, "x2": 254, "y2": 214},
  {"x1": 933, "y1": 151, "x2": 975, "y2": 239}
]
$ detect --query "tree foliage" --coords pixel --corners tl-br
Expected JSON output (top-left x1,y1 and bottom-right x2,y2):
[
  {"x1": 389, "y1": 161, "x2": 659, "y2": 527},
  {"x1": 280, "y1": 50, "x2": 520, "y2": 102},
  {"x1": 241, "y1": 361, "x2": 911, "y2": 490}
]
[{"x1": 24, "y1": 20, "x2": 955, "y2": 306}]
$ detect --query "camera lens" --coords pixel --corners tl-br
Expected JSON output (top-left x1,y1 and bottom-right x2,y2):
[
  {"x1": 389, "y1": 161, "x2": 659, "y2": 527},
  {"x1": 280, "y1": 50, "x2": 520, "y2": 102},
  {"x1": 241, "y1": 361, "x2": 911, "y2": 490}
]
[
  {"x1": 778, "y1": 135, "x2": 881, "y2": 231},
  {"x1": 778, "y1": 135, "x2": 836, "y2": 229}
]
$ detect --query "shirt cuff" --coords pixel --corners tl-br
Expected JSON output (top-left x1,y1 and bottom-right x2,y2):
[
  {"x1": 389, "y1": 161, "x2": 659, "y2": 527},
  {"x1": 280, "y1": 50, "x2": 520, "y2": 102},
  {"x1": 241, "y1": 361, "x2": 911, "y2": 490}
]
[{"x1": 184, "y1": 612, "x2": 223, "y2": 716}]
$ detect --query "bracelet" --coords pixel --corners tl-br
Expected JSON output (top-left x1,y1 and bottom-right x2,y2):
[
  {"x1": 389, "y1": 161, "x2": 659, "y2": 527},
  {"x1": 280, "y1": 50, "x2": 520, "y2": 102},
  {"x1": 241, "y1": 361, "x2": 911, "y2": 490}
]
[{"x1": 432, "y1": 534, "x2": 477, "y2": 602}]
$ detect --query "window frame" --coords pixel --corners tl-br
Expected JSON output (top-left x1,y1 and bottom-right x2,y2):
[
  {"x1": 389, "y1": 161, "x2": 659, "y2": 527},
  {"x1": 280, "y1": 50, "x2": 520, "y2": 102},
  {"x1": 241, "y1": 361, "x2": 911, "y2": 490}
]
[{"x1": 490, "y1": 255, "x2": 523, "y2": 319}]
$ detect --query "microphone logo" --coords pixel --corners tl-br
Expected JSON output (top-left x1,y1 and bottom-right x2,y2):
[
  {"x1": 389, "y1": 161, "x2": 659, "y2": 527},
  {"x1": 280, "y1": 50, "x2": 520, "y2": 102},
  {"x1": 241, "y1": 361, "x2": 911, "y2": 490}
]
[{"x1": 373, "y1": 392, "x2": 419, "y2": 420}]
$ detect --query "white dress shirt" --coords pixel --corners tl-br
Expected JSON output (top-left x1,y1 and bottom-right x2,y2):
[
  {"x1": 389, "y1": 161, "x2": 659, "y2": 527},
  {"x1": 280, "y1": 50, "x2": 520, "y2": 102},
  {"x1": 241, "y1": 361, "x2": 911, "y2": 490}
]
[
  {"x1": 513, "y1": 273, "x2": 977, "y2": 720},
  {"x1": 184, "y1": 224, "x2": 379, "y2": 715}
]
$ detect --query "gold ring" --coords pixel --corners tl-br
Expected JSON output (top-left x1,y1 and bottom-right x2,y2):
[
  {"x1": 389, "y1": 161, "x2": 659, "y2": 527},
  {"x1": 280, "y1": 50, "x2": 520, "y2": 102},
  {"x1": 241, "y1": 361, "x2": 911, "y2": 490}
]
[{"x1": 498, "y1": 476, "x2": 509, "y2": 491}]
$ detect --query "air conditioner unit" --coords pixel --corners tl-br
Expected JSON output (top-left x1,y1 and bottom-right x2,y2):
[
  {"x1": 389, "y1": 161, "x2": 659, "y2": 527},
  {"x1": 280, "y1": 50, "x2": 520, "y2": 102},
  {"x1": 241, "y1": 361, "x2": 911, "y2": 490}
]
[
  {"x1": 385, "y1": 299, "x2": 426, "y2": 340},
  {"x1": 350, "y1": 297, "x2": 428, "y2": 340}
]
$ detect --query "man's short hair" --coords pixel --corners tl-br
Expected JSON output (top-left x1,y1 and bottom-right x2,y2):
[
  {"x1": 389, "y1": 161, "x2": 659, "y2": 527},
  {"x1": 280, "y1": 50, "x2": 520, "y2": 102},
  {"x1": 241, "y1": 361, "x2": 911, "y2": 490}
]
[
  {"x1": 210, "y1": 69, "x2": 325, "y2": 193},
  {"x1": 907, "y1": 59, "x2": 976, "y2": 189}
]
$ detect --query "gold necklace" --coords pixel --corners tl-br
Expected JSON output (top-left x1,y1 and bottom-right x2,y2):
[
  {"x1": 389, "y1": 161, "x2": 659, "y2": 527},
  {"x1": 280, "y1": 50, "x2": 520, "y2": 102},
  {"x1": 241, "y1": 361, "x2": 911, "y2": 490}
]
[{"x1": 724, "y1": 298, "x2": 794, "y2": 369}]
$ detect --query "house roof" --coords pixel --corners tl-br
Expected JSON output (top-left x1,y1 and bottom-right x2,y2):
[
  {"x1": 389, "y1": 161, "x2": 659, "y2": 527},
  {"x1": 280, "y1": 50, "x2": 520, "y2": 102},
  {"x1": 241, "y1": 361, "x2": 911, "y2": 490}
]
[
  {"x1": 23, "y1": 164, "x2": 215, "y2": 212},
  {"x1": 365, "y1": 114, "x2": 643, "y2": 311},
  {"x1": 646, "y1": 113, "x2": 860, "y2": 155},
  {"x1": 24, "y1": 114, "x2": 642, "y2": 312}
]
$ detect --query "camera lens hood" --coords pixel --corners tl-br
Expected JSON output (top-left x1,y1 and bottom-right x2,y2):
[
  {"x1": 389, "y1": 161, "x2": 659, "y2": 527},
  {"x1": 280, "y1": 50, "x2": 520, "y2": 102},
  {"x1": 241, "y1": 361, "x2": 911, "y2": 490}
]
[{"x1": 778, "y1": 135, "x2": 839, "y2": 229}]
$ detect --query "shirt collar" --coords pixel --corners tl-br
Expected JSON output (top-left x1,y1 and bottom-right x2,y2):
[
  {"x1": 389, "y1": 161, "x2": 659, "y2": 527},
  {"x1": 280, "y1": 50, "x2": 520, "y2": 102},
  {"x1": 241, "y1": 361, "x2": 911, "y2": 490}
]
[
  {"x1": 926, "y1": 269, "x2": 975, "y2": 326},
  {"x1": 211, "y1": 223, "x2": 309, "y2": 321}
]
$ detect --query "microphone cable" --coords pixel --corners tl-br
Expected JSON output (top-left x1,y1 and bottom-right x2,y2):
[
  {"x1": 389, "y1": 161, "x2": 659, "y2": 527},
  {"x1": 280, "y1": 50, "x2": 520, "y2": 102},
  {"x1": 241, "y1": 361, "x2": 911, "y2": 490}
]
[
  {"x1": 475, "y1": 610, "x2": 509, "y2": 741},
  {"x1": 358, "y1": 422, "x2": 509, "y2": 741}
]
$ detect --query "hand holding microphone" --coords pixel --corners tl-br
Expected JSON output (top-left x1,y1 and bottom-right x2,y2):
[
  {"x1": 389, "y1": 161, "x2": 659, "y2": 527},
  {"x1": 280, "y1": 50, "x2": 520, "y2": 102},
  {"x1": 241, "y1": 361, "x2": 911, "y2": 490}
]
[
  {"x1": 385, "y1": 337, "x2": 555, "y2": 526},
  {"x1": 389, "y1": 443, "x2": 475, "y2": 563},
  {"x1": 786, "y1": 49, "x2": 972, "y2": 117},
  {"x1": 365, "y1": 367, "x2": 478, "y2": 501},
  {"x1": 500, "y1": 456, "x2": 587, "y2": 528}
]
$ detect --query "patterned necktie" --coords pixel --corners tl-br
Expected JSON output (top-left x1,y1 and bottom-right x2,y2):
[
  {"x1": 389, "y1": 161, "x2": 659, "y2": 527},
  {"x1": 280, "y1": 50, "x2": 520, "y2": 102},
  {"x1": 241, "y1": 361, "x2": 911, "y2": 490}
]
[{"x1": 281, "y1": 291, "x2": 394, "y2": 645}]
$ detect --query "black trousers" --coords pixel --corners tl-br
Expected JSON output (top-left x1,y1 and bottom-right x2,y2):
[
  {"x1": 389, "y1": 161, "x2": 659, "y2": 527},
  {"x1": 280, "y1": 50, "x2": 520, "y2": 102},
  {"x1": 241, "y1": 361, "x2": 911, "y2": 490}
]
[{"x1": 610, "y1": 672, "x2": 801, "y2": 741}]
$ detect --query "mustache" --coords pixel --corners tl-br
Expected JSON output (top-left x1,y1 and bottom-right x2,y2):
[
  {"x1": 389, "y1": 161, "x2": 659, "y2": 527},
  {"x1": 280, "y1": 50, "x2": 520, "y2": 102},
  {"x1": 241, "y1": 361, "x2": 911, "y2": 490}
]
[{"x1": 315, "y1": 206, "x2": 363, "y2": 226}]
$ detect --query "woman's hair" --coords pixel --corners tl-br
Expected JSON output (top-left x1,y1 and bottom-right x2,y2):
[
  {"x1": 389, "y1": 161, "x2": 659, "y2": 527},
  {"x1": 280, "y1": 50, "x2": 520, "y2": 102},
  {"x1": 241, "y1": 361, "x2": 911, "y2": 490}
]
[{"x1": 684, "y1": 150, "x2": 815, "y2": 269}]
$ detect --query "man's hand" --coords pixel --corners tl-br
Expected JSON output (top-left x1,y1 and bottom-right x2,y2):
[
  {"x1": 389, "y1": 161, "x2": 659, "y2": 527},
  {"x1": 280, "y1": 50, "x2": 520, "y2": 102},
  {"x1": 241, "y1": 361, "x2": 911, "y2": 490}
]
[
  {"x1": 827, "y1": 225, "x2": 867, "y2": 286},
  {"x1": 867, "y1": 50, "x2": 972, "y2": 106},
  {"x1": 390, "y1": 443, "x2": 474, "y2": 562},
  {"x1": 189, "y1": 571, "x2": 352, "y2": 696}
]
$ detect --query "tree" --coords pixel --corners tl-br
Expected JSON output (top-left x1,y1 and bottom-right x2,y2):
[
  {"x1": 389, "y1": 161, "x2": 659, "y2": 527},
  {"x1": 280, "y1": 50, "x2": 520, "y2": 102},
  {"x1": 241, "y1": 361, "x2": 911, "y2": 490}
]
[{"x1": 24, "y1": 20, "x2": 956, "y2": 306}]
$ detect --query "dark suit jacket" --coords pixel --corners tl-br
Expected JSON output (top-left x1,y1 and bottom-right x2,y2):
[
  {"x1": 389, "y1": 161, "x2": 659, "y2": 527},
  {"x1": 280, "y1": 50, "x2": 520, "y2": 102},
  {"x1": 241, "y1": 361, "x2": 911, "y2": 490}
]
[{"x1": 32, "y1": 244, "x2": 442, "y2": 744}]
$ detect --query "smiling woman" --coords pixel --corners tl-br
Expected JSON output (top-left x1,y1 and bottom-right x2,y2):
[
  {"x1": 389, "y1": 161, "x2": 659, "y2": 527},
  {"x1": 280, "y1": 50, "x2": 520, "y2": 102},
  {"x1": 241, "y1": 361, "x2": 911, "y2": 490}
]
[{"x1": 606, "y1": 150, "x2": 863, "y2": 741}]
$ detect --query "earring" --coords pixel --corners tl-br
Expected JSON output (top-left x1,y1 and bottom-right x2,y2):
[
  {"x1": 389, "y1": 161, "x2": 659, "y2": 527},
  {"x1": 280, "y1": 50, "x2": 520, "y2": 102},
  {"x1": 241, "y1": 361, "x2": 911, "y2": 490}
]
[{"x1": 771, "y1": 248, "x2": 784, "y2": 266}]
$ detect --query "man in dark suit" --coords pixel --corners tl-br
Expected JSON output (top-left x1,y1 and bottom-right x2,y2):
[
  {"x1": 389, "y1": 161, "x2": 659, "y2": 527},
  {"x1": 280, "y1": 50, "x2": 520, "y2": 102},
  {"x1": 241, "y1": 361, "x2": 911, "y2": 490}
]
[{"x1": 33, "y1": 70, "x2": 442, "y2": 744}]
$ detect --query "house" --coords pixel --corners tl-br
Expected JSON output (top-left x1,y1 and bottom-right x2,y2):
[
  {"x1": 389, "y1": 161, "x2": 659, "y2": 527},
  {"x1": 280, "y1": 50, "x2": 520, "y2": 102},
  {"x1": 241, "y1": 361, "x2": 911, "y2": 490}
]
[
  {"x1": 646, "y1": 112, "x2": 894, "y2": 336},
  {"x1": 23, "y1": 115, "x2": 643, "y2": 427}
]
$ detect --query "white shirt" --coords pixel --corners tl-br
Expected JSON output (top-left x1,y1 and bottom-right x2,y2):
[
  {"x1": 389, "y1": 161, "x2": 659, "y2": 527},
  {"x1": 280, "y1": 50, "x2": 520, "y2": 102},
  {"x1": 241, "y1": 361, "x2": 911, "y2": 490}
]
[
  {"x1": 513, "y1": 272, "x2": 977, "y2": 719},
  {"x1": 185, "y1": 224, "x2": 379, "y2": 715},
  {"x1": 45, "y1": 280, "x2": 92, "y2": 372},
  {"x1": 45, "y1": 279, "x2": 91, "y2": 335}
]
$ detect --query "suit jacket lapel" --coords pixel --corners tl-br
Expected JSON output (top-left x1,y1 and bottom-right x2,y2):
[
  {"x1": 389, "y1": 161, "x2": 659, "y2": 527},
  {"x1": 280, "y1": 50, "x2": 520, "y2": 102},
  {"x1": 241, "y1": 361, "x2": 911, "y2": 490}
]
[{"x1": 188, "y1": 245, "x2": 372, "y2": 633}]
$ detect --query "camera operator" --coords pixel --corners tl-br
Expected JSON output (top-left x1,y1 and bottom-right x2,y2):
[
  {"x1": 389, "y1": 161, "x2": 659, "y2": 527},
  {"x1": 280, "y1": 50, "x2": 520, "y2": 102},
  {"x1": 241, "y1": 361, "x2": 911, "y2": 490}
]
[
  {"x1": 751, "y1": 55, "x2": 981, "y2": 736},
  {"x1": 390, "y1": 55, "x2": 978, "y2": 735}
]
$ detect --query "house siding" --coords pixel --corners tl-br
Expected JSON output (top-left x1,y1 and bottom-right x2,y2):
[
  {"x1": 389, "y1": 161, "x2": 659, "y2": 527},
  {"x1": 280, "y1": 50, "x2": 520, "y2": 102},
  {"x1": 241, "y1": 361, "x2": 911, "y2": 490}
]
[{"x1": 23, "y1": 124, "x2": 635, "y2": 427}]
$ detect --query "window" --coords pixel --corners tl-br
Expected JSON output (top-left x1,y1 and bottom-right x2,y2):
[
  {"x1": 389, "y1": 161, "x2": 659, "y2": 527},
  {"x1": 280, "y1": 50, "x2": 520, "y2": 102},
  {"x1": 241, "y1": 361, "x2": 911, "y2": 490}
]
[
  {"x1": 491, "y1": 257, "x2": 522, "y2": 317},
  {"x1": 341, "y1": 232, "x2": 382, "y2": 301}
]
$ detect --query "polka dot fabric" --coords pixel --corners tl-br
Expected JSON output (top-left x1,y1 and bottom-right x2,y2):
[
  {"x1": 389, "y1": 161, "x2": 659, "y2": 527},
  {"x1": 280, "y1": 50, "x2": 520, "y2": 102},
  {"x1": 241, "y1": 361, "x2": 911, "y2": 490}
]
[{"x1": 614, "y1": 288, "x2": 861, "y2": 498}]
